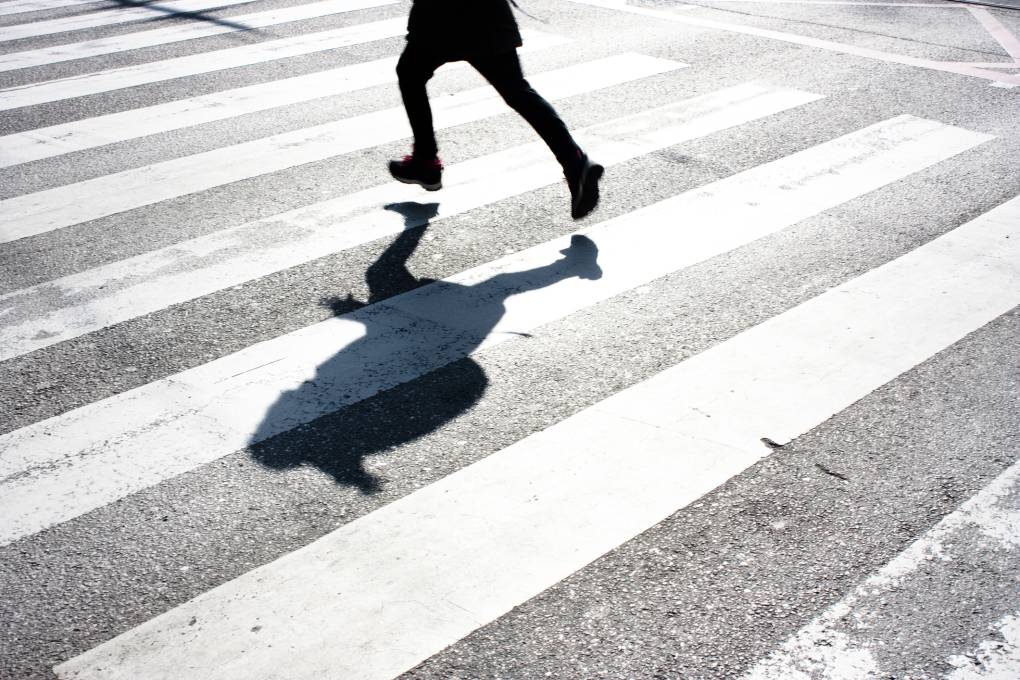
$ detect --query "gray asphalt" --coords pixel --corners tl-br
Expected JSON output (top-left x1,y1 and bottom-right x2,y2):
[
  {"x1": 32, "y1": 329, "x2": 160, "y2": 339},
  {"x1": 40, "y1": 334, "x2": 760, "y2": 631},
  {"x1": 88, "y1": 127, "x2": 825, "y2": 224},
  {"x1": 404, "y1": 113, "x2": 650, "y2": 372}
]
[{"x1": 1, "y1": 0, "x2": 1018, "y2": 678}]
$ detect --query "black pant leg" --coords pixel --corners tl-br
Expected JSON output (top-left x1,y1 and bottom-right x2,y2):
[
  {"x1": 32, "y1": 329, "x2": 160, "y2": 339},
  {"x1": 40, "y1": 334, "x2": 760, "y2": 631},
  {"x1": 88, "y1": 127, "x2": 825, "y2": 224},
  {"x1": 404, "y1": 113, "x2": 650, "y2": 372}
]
[
  {"x1": 468, "y1": 49, "x2": 582, "y2": 173},
  {"x1": 396, "y1": 43, "x2": 449, "y2": 159}
]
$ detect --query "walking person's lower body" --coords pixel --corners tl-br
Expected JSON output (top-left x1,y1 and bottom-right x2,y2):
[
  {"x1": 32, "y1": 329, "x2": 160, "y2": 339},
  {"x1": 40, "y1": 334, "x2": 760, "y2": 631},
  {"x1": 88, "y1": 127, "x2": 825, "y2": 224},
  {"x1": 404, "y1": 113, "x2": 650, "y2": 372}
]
[{"x1": 390, "y1": 43, "x2": 603, "y2": 219}]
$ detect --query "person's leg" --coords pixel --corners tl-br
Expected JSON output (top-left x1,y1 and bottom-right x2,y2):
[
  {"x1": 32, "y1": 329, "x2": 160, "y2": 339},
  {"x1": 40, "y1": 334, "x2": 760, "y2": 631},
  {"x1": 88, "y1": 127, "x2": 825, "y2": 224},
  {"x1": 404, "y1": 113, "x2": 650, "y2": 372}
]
[
  {"x1": 468, "y1": 49, "x2": 602, "y2": 219},
  {"x1": 468, "y1": 49, "x2": 580, "y2": 172},
  {"x1": 395, "y1": 42, "x2": 447, "y2": 160}
]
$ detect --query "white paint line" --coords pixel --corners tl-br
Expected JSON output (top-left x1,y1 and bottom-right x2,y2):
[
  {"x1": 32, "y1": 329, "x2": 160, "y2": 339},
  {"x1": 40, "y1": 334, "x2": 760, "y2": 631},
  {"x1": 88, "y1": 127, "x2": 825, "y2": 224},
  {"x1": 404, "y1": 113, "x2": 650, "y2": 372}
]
[
  {"x1": 682, "y1": 0, "x2": 963, "y2": 5},
  {"x1": 0, "y1": 50, "x2": 674, "y2": 244},
  {"x1": 0, "y1": 30, "x2": 569, "y2": 168},
  {"x1": 968, "y1": 6, "x2": 1020, "y2": 63},
  {"x1": 0, "y1": 114, "x2": 990, "y2": 548},
  {"x1": 54, "y1": 191, "x2": 1020, "y2": 680},
  {"x1": 0, "y1": 0, "x2": 397, "y2": 73},
  {"x1": 0, "y1": 79, "x2": 797, "y2": 362},
  {"x1": 743, "y1": 448, "x2": 1020, "y2": 679},
  {"x1": 935, "y1": 61, "x2": 1020, "y2": 68},
  {"x1": 0, "y1": 16, "x2": 406, "y2": 112},
  {"x1": 947, "y1": 613, "x2": 1020, "y2": 680},
  {"x1": 564, "y1": 0, "x2": 1020, "y2": 86},
  {"x1": 0, "y1": 0, "x2": 256, "y2": 40},
  {"x1": 0, "y1": 0, "x2": 103, "y2": 17}
]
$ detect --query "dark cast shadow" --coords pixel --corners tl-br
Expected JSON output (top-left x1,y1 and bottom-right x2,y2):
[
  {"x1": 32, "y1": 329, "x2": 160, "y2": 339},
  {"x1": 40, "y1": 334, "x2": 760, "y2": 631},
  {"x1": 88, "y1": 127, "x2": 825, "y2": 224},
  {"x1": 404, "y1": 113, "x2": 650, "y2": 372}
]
[{"x1": 248, "y1": 202, "x2": 602, "y2": 494}]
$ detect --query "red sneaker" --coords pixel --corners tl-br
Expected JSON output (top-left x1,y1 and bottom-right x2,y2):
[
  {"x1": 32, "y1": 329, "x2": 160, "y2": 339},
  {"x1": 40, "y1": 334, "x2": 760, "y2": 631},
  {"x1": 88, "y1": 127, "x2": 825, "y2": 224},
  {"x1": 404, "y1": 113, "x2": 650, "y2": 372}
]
[{"x1": 388, "y1": 153, "x2": 443, "y2": 191}]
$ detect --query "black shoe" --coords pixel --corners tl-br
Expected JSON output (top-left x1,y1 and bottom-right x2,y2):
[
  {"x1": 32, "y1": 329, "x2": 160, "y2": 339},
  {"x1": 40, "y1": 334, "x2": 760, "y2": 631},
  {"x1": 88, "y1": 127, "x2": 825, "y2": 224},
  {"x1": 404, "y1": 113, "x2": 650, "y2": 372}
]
[
  {"x1": 567, "y1": 153, "x2": 603, "y2": 220},
  {"x1": 389, "y1": 153, "x2": 443, "y2": 191}
]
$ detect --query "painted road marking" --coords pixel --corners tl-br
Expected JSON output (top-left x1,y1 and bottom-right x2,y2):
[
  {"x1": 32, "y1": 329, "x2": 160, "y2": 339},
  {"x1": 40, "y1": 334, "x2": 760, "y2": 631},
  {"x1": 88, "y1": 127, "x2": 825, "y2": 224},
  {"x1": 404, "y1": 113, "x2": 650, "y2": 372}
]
[
  {"x1": 54, "y1": 192, "x2": 1020, "y2": 680},
  {"x1": 0, "y1": 115, "x2": 990, "y2": 547},
  {"x1": 967, "y1": 6, "x2": 1020, "y2": 63},
  {"x1": 0, "y1": 52, "x2": 679, "y2": 243},
  {"x1": 0, "y1": 16, "x2": 407, "y2": 111},
  {"x1": 0, "y1": 0, "x2": 108, "y2": 17},
  {"x1": 0, "y1": 0, "x2": 258, "y2": 41},
  {"x1": 675, "y1": 1, "x2": 968, "y2": 5},
  {"x1": 0, "y1": 31, "x2": 570, "y2": 167},
  {"x1": 0, "y1": 0, "x2": 398, "y2": 73},
  {"x1": 743, "y1": 453, "x2": 1020, "y2": 679},
  {"x1": 565, "y1": 0, "x2": 1020, "y2": 86},
  {"x1": 0, "y1": 80, "x2": 810, "y2": 362}
]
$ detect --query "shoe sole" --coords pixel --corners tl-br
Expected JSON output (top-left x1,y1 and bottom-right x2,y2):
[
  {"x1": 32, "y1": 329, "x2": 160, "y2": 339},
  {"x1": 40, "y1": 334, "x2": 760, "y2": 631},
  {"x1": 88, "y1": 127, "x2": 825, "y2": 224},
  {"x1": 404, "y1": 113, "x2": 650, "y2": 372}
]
[
  {"x1": 572, "y1": 162, "x2": 603, "y2": 220},
  {"x1": 393, "y1": 175, "x2": 442, "y2": 191}
]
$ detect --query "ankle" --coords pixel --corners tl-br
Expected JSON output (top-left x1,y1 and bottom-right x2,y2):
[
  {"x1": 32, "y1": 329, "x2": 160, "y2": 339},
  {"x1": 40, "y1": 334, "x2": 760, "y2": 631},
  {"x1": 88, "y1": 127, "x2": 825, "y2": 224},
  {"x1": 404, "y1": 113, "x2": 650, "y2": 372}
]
[{"x1": 411, "y1": 143, "x2": 439, "y2": 163}]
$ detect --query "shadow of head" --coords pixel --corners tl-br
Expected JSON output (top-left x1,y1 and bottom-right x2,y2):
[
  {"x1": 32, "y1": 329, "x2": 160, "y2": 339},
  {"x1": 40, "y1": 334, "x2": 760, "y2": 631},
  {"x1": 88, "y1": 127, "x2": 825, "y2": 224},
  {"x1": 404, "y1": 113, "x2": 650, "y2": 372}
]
[{"x1": 249, "y1": 359, "x2": 486, "y2": 495}]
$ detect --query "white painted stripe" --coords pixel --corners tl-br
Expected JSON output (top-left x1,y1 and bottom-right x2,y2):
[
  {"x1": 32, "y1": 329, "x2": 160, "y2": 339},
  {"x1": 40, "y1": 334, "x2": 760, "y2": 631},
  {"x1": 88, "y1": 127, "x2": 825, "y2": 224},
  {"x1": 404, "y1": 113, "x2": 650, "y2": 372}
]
[
  {"x1": 969, "y1": 7, "x2": 1020, "y2": 63},
  {"x1": 0, "y1": 50, "x2": 671, "y2": 243},
  {"x1": 53, "y1": 193, "x2": 1020, "y2": 680},
  {"x1": 0, "y1": 0, "x2": 397, "y2": 73},
  {"x1": 0, "y1": 115, "x2": 991, "y2": 547},
  {"x1": 743, "y1": 457, "x2": 1020, "y2": 679},
  {"x1": 0, "y1": 31, "x2": 569, "y2": 167},
  {"x1": 0, "y1": 17, "x2": 406, "y2": 112},
  {"x1": 676, "y1": 0, "x2": 964, "y2": 5},
  {"x1": 565, "y1": 0, "x2": 1020, "y2": 86},
  {"x1": 947, "y1": 614, "x2": 1020, "y2": 679},
  {"x1": 0, "y1": 80, "x2": 800, "y2": 361},
  {"x1": 0, "y1": 0, "x2": 100, "y2": 17},
  {"x1": 0, "y1": 0, "x2": 256, "y2": 40}
]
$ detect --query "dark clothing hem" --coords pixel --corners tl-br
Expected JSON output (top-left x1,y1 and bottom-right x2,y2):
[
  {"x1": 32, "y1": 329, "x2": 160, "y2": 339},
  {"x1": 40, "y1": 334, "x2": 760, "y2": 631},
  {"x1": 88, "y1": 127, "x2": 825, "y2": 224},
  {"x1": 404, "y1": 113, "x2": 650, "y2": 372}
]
[{"x1": 406, "y1": 0, "x2": 523, "y2": 57}]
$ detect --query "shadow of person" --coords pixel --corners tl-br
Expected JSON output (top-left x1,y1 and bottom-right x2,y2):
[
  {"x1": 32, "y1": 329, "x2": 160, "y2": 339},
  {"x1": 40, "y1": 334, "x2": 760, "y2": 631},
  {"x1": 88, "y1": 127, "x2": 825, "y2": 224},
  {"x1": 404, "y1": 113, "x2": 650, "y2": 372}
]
[{"x1": 249, "y1": 202, "x2": 601, "y2": 494}]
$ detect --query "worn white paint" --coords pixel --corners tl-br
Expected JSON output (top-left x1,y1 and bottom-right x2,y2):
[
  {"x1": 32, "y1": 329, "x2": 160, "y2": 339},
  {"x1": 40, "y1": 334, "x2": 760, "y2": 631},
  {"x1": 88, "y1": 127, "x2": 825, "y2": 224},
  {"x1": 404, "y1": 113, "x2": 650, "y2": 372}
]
[
  {"x1": 0, "y1": 115, "x2": 991, "y2": 548},
  {"x1": 0, "y1": 17, "x2": 407, "y2": 111},
  {"x1": 0, "y1": 0, "x2": 397, "y2": 72},
  {"x1": 55, "y1": 192, "x2": 1020, "y2": 680},
  {"x1": 565, "y1": 0, "x2": 1020, "y2": 86},
  {"x1": 0, "y1": 79, "x2": 809, "y2": 361},
  {"x1": 947, "y1": 613, "x2": 1020, "y2": 680},
  {"x1": 967, "y1": 7, "x2": 1020, "y2": 63},
  {"x1": 745, "y1": 444, "x2": 1020, "y2": 679},
  {"x1": 0, "y1": 52, "x2": 676, "y2": 243},
  {"x1": 0, "y1": 0, "x2": 106, "y2": 17}
]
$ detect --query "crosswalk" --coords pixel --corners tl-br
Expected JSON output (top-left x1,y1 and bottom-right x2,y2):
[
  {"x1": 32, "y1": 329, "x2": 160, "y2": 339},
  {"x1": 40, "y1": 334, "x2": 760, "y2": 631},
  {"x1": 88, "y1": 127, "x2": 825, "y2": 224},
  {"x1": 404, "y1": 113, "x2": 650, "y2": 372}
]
[{"x1": 1, "y1": 0, "x2": 1017, "y2": 678}]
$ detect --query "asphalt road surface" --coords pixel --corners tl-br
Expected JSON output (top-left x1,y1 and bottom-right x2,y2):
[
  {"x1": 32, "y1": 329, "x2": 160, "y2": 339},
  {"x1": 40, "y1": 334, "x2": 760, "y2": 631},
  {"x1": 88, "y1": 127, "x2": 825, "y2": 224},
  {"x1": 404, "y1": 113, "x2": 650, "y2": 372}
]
[{"x1": 1, "y1": 0, "x2": 1018, "y2": 678}]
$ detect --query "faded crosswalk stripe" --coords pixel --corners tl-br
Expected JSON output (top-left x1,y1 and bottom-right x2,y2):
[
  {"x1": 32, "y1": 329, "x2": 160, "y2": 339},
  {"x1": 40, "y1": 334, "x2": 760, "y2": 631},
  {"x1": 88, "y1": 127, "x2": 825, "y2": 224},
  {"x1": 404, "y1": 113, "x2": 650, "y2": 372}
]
[
  {"x1": 743, "y1": 426, "x2": 1020, "y2": 679},
  {"x1": 0, "y1": 0, "x2": 105, "y2": 17}
]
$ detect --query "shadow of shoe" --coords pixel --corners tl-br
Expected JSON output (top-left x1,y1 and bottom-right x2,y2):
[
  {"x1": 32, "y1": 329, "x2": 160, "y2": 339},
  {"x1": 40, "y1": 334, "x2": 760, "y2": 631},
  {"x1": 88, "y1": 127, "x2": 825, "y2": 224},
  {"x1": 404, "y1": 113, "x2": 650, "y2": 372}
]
[
  {"x1": 384, "y1": 201, "x2": 440, "y2": 224},
  {"x1": 559, "y1": 234, "x2": 602, "y2": 281}
]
